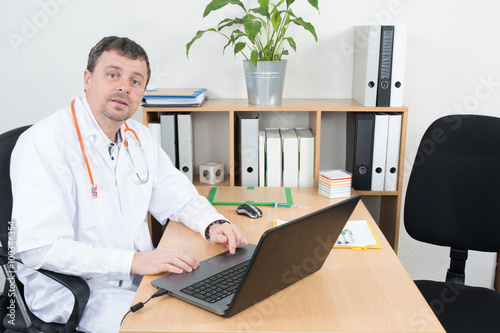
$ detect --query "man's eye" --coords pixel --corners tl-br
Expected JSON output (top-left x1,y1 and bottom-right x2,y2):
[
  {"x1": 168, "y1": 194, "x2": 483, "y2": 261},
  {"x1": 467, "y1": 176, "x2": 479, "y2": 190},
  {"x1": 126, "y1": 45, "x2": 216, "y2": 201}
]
[
  {"x1": 109, "y1": 73, "x2": 117, "y2": 78},
  {"x1": 131, "y1": 79, "x2": 139, "y2": 85}
]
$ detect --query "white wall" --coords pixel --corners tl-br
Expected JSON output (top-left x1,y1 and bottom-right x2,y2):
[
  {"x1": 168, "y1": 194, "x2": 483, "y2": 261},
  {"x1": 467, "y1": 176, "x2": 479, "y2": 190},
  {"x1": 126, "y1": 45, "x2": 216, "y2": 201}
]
[{"x1": 1, "y1": 0, "x2": 499, "y2": 288}]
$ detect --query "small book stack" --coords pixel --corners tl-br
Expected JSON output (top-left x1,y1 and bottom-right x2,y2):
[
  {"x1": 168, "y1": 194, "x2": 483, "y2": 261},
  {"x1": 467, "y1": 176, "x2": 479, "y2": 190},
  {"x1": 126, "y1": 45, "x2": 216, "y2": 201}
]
[
  {"x1": 318, "y1": 170, "x2": 352, "y2": 199},
  {"x1": 142, "y1": 88, "x2": 207, "y2": 107}
]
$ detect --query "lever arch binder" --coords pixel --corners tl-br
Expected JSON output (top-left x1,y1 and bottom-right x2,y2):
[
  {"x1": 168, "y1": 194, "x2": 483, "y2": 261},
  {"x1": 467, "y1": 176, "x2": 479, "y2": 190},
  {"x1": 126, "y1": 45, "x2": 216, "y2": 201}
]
[
  {"x1": 295, "y1": 128, "x2": 315, "y2": 187},
  {"x1": 236, "y1": 112, "x2": 259, "y2": 186},
  {"x1": 352, "y1": 25, "x2": 381, "y2": 107},
  {"x1": 160, "y1": 114, "x2": 178, "y2": 168},
  {"x1": 371, "y1": 113, "x2": 390, "y2": 191},
  {"x1": 177, "y1": 113, "x2": 194, "y2": 181},
  {"x1": 346, "y1": 113, "x2": 375, "y2": 191},
  {"x1": 258, "y1": 130, "x2": 266, "y2": 186},
  {"x1": 390, "y1": 26, "x2": 407, "y2": 107},
  {"x1": 384, "y1": 113, "x2": 402, "y2": 191},
  {"x1": 265, "y1": 128, "x2": 282, "y2": 187},
  {"x1": 376, "y1": 26, "x2": 395, "y2": 107},
  {"x1": 280, "y1": 128, "x2": 299, "y2": 187}
]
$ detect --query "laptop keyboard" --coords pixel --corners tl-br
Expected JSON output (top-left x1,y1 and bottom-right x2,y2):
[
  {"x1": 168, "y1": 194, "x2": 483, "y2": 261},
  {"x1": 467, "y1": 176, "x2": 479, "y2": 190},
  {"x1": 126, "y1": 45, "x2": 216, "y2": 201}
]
[{"x1": 180, "y1": 260, "x2": 250, "y2": 303}]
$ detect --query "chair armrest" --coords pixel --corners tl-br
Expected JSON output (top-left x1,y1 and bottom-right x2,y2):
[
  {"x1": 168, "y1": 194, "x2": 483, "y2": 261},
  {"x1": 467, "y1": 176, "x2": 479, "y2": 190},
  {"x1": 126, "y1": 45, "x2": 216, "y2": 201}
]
[
  {"x1": 0, "y1": 247, "x2": 9, "y2": 266},
  {"x1": 37, "y1": 269, "x2": 90, "y2": 332},
  {"x1": 0, "y1": 247, "x2": 90, "y2": 332}
]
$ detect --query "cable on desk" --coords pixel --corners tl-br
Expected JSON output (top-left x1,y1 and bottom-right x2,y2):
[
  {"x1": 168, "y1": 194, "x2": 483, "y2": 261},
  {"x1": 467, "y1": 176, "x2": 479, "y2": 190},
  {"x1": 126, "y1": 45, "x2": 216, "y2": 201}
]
[{"x1": 120, "y1": 289, "x2": 169, "y2": 324}]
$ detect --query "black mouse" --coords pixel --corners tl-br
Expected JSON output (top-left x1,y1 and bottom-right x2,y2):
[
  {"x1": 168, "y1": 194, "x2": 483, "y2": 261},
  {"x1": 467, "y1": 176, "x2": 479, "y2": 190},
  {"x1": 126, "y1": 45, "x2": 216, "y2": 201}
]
[{"x1": 236, "y1": 204, "x2": 263, "y2": 219}]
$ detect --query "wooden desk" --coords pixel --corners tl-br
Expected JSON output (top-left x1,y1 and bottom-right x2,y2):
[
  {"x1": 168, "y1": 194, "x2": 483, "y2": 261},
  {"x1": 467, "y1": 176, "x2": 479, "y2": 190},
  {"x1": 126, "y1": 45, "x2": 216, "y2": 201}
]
[{"x1": 120, "y1": 188, "x2": 444, "y2": 333}]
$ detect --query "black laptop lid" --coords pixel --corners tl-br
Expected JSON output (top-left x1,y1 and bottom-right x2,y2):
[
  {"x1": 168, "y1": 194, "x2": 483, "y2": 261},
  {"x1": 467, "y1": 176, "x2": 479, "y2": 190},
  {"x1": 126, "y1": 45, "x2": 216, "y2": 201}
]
[{"x1": 226, "y1": 195, "x2": 360, "y2": 317}]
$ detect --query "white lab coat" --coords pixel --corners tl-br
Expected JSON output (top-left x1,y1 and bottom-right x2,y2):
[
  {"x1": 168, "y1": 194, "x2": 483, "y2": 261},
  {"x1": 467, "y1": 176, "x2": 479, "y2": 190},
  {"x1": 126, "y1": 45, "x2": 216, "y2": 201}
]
[{"x1": 10, "y1": 96, "x2": 227, "y2": 332}]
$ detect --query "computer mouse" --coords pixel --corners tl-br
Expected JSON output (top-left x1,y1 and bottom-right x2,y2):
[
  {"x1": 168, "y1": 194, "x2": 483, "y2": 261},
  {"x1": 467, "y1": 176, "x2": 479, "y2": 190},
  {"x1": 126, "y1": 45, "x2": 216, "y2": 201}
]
[{"x1": 236, "y1": 204, "x2": 263, "y2": 219}]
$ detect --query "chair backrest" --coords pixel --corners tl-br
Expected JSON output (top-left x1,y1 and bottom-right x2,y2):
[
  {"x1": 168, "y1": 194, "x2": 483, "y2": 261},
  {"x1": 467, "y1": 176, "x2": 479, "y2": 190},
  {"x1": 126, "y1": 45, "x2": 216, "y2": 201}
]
[
  {"x1": 405, "y1": 115, "x2": 500, "y2": 253},
  {"x1": 0, "y1": 125, "x2": 31, "y2": 248}
]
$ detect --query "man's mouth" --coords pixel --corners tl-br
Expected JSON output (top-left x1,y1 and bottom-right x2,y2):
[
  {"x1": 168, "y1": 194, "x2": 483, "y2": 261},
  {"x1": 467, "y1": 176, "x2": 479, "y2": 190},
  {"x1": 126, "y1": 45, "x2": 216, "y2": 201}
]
[{"x1": 111, "y1": 98, "x2": 128, "y2": 107}]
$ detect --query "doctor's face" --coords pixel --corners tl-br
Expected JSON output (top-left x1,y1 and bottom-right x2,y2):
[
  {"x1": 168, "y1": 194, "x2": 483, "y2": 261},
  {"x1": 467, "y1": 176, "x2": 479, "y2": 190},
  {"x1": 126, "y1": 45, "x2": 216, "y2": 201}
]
[{"x1": 84, "y1": 50, "x2": 148, "y2": 124}]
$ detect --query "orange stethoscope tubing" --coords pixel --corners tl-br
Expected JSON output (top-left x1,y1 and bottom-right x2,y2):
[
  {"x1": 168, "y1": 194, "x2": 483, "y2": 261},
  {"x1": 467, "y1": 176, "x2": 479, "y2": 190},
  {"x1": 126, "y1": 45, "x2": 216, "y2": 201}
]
[
  {"x1": 71, "y1": 99, "x2": 97, "y2": 198},
  {"x1": 71, "y1": 99, "x2": 147, "y2": 198}
]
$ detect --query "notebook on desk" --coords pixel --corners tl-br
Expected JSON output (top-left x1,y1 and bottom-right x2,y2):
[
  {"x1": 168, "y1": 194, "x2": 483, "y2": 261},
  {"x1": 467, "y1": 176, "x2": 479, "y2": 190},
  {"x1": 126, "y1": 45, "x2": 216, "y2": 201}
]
[{"x1": 151, "y1": 195, "x2": 361, "y2": 317}]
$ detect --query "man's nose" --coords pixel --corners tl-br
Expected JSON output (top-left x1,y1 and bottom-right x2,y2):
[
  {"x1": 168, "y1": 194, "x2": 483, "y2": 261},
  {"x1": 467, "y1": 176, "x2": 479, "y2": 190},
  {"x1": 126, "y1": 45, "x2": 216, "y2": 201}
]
[{"x1": 116, "y1": 78, "x2": 130, "y2": 93}]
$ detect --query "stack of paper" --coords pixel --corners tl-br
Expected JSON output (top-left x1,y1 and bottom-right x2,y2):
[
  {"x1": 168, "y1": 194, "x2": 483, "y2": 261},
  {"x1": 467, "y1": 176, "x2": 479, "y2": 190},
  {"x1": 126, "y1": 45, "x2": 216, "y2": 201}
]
[
  {"x1": 142, "y1": 88, "x2": 207, "y2": 106},
  {"x1": 318, "y1": 169, "x2": 352, "y2": 199},
  {"x1": 272, "y1": 218, "x2": 382, "y2": 250},
  {"x1": 334, "y1": 220, "x2": 382, "y2": 249}
]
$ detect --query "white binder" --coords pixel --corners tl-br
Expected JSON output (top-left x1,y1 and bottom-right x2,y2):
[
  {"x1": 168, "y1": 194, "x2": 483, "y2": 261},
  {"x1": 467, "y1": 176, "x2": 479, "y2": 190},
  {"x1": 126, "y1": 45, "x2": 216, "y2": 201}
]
[
  {"x1": 280, "y1": 128, "x2": 299, "y2": 187},
  {"x1": 236, "y1": 112, "x2": 259, "y2": 186},
  {"x1": 295, "y1": 128, "x2": 315, "y2": 187},
  {"x1": 148, "y1": 122, "x2": 161, "y2": 145},
  {"x1": 265, "y1": 128, "x2": 282, "y2": 187},
  {"x1": 160, "y1": 114, "x2": 177, "y2": 168},
  {"x1": 177, "y1": 113, "x2": 194, "y2": 181},
  {"x1": 384, "y1": 113, "x2": 402, "y2": 191},
  {"x1": 352, "y1": 25, "x2": 381, "y2": 107},
  {"x1": 371, "y1": 113, "x2": 389, "y2": 191},
  {"x1": 390, "y1": 26, "x2": 407, "y2": 107},
  {"x1": 258, "y1": 130, "x2": 266, "y2": 187}
]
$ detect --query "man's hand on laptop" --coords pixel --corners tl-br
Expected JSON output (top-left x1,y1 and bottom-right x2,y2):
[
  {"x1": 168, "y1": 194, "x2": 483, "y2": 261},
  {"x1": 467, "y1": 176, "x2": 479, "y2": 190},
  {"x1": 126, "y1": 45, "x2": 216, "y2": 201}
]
[
  {"x1": 131, "y1": 247, "x2": 200, "y2": 275},
  {"x1": 209, "y1": 223, "x2": 248, "y2": 254}
]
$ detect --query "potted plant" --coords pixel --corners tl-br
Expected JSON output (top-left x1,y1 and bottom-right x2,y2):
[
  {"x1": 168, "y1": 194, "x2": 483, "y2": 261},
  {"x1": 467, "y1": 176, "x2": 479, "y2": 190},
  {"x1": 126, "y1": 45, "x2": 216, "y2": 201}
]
[{"x1": 186, "y1": 0, "x2": 320, "y2": 105}]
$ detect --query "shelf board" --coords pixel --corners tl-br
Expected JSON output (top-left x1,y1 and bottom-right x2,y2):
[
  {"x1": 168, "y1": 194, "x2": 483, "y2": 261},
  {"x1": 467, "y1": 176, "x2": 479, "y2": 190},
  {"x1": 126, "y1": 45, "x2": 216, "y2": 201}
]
[
  {"x1": 142, "y1": 98, "x2": 408, "y2": 112},
  {"x1": 356, "y1": 190, "x2": 399, "y2": 196},
  {"x1": 193, "y1": 176, "x2": 231, "y2": 187}
]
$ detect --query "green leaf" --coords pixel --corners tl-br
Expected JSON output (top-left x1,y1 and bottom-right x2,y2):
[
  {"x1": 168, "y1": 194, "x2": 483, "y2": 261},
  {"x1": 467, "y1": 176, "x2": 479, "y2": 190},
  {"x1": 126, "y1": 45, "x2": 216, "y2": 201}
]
[
  {"x1": 285, "y1": 37, "x2": 296, "y2": 52},
  {"x1": 271, "y1": 11, "x2": 282, "y2": 31},
  {"x1": 223, "y1": 38, "x2": 234, "y2": 55},
  {"x1": 275, "y1": 0, "x2": 286, "y2": 8},
  {"x1": 231, "y1": 29, "x2": 247, "y2": 41},
  {"x1": 218, "y1": 17, "x2": 244, "y2": 31},
  {"x1": 186, "y1": 29, "x2": 217, "y2": 58},
  {"x1": 203, "y1": 0, "x2": 245, "y2": 18},
  {"x1": 291, "y1": 17, "x2": 318, "y2": 41},
  {"x1": 285, "y1": 8, "x2": 296, "y2": 18},
  {"x1": 258, "y1": 0, "x2": 269, "y2": 12},
  {"x1": 251, "y1": 49, "x2": 259, "y2": 68},
  {"x1": 286, "y1": 0, "x2": 295, "y2": 9},
  {"x1": 307, "y1": 0, "x2": 319, "y2": 11},
  {"x1": 242, "y1": 14, "x2": 262, "y2": 43},
  {"x1": 234, "y1": 42, "x2": 246, "y2": 55},
  {"x1": 250, "y1": 6, "x2": 270, "y2": 18}
]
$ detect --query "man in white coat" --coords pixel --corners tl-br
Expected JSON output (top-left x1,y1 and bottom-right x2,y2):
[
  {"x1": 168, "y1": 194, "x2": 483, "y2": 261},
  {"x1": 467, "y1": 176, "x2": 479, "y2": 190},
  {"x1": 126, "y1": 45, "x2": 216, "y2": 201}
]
[{"x1": 10, "y1": 36, "x2": 247, "y2": 333}]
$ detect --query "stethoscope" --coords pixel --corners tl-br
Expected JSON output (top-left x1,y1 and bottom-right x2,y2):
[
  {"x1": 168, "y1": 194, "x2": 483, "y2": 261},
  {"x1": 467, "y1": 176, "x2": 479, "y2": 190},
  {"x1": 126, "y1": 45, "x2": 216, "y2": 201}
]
[{"x1": 71, "y1": 99, "x2": 149, "y2": 198}]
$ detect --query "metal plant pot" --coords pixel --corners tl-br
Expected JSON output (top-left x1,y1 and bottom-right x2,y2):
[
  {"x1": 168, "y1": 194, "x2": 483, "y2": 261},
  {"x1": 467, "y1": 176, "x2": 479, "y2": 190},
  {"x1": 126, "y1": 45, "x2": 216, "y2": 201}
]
[{"x1": 243, "y1": 60, "x2": 287, "y2": 106}]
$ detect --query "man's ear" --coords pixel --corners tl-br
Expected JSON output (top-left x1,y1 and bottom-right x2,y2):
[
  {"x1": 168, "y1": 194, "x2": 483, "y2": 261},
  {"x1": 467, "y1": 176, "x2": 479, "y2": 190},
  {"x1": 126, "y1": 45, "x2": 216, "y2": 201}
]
[{"x1": 83, "y1": 69, "x2": 92, "y2": 91}]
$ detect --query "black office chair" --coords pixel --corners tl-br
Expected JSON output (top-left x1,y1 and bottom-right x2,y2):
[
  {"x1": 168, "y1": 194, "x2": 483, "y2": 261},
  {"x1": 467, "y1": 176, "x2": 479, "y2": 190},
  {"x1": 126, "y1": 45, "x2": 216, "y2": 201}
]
[
  {"x1": 0, "y1": 125, "x2": 90, "y2": 333},
  {"x1": 404, "y1": 114, "x2": 500, "y2": 333}
]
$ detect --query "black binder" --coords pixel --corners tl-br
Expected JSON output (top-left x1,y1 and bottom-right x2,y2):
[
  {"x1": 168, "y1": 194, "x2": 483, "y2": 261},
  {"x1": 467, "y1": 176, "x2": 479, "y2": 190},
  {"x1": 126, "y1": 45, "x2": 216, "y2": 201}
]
[
  {"x1": 376, "y1": 26, "x2": 395, "y2": 107},
  {"x1": 346, "y1": 113, "x2": 375, "y2": 190}
]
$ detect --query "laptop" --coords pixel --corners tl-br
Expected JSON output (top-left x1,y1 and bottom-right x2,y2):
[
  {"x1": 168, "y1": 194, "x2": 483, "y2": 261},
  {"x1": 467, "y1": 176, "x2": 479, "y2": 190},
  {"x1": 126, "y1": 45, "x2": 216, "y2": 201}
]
[{"x1": 151, "y1": 195, "x2": 361, "y2": 317}]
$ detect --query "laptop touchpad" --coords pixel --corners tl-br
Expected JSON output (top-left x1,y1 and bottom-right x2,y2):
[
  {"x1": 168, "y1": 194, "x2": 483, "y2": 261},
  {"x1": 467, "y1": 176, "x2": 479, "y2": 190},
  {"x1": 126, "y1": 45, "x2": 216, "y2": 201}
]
[{"x1": 206, "y1": 246, "x2": 254, "y2": 268}]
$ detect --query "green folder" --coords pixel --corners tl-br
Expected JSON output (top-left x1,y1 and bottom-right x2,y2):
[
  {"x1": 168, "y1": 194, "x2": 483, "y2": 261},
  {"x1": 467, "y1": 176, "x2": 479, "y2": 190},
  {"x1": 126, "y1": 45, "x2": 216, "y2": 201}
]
[{"x1": 208, "y1": 186, "x2": 293, "y2": 207}]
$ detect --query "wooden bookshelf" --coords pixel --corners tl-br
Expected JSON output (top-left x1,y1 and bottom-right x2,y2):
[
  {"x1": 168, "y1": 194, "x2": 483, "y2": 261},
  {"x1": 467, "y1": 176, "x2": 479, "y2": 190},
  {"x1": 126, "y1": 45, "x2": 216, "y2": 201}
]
[{"x1": 143, "y1": 99, "x2": 408, "y2": 251}]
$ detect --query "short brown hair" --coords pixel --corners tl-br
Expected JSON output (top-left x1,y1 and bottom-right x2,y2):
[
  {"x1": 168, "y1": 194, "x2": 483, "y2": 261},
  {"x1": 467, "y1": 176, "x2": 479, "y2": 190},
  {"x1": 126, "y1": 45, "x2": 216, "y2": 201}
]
[{"x1": 87, "y1": 36, "x2": 151, "y2": 86}]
